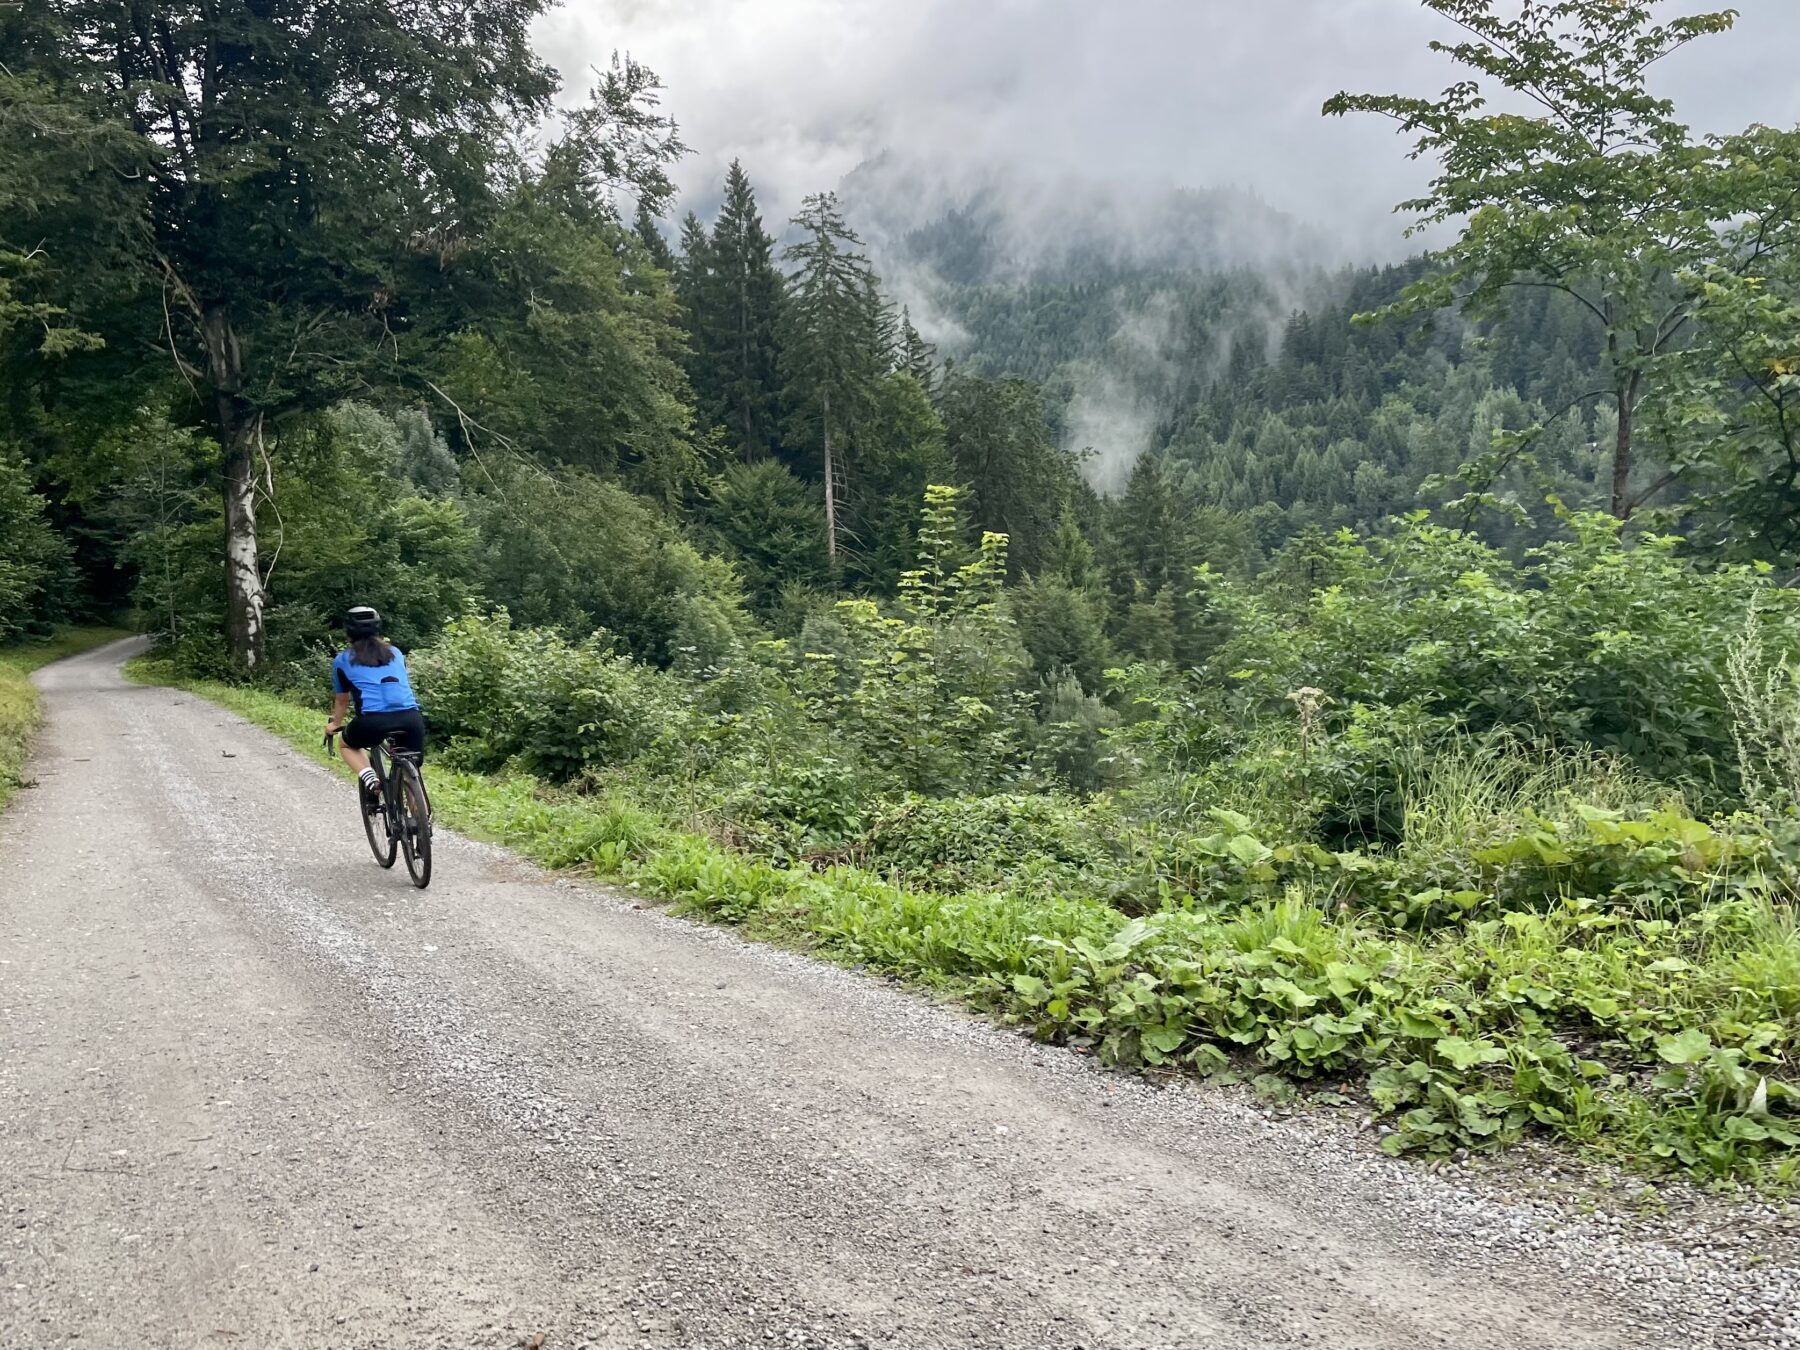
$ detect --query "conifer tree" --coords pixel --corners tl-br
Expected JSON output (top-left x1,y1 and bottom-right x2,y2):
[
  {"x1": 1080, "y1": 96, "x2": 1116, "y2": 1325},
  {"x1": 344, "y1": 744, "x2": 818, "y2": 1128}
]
[
  {"x1": 1112, "y1": 452, "x2": 1184, "y2": 594},
  {"x1": 673, "y1": 212, "x2": 714, "y2": 313},
  {"x1": 705, "y1": 161, "x2": 788, "y2": 460},
  {"x1": 938, "y1": 373, "x2": 1074, "y2": 576},
  {"x1": 1042, "y1": 506, "x2": 1103, "y2": 595},
  {"x1": 633, "y1": 200, "x2": 676, "y2": 273},
  {"x1": 779, "y1": 193, "x2": 888, "y2": 567},
  {"x1": 1104, "y1": 451, "x2": 1208, "y2": 664},
  {"x1": 673, "y1": 211, "x2": 720, "y2": 414},
  {"x1": 900, "y1": 308, "x2": 940, "y2": 396}
]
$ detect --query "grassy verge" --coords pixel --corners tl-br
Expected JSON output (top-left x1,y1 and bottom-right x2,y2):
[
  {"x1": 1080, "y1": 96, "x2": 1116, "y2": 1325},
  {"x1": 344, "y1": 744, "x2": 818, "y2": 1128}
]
[
  {"x1": 134, "y1": 657, "x2": 1800, "y2": 1191},
  {"x1": 0, "y1": 627, "x2": 134, "y2": 811}
]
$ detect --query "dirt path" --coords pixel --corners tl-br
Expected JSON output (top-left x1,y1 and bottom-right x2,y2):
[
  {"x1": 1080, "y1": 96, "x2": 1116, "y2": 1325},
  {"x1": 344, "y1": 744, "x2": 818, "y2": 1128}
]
[{"x1": 0, "y1": 640, "x2": 1788, "y2": 1349}]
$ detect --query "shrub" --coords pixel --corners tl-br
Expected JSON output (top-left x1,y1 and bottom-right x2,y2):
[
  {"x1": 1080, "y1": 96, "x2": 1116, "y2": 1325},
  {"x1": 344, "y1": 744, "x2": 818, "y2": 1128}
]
[
  {"x1": 859, "y1": 792, "x2": 1122, "y2": 891},
  {"x1": 1031, "y1": 671, "x2": 1123, "y2": 795},
  {"x1": 1200, "y1": 513, "x2": 1800, "y2": 800},
  {"x1": 714, "y1": 754, "x2": 870, "y2": 862},
  {"x1": 411, "y1": 611, "x2": 678, "y2": 778},
  {"x1": 0, "y1": 449, "x2": 73, "y2": 642},
  {"x1": 1725, "y1": 612, "x2": 1800, "y2": 821},
  {"x1": 473, "y1": 467, "x2": 753, "y2": 668}
]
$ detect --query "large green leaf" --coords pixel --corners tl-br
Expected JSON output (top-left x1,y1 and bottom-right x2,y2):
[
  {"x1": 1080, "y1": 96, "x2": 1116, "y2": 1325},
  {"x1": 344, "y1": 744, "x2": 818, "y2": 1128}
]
[{"x1": 1656, "y1": 1029, "x2": 1714, "y2": 1065}]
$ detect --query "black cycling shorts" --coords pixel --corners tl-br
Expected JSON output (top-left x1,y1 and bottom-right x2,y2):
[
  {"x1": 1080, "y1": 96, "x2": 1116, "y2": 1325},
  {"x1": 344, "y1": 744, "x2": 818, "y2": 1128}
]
[{"x1": 342, "y1": 707, "x2": 426, "y2": 758}]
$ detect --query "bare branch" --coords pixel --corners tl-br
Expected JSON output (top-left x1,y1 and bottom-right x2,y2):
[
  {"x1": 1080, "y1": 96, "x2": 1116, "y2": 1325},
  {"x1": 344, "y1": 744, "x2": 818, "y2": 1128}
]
[{"x1": 1504, "y1": 278, "x2": 1611, "y2": 329}]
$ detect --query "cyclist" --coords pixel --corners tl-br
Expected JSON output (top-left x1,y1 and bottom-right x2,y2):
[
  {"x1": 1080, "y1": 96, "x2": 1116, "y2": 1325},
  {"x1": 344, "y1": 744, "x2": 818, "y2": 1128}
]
[{"x1": 324, "y1": 606, "x2": 425, "y2": 809}]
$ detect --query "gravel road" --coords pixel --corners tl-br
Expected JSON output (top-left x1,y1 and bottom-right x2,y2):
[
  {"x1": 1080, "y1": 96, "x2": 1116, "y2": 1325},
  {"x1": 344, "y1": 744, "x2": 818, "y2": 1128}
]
[{"x1": 2, "y1": 639, "x2": 1796, "y2": 1350}]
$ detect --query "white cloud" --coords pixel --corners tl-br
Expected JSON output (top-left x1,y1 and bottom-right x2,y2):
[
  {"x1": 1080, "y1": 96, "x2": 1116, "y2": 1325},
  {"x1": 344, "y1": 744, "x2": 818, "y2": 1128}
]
[{"x1": 535, "y1": 0, "x2": 1800, "y2": 252}]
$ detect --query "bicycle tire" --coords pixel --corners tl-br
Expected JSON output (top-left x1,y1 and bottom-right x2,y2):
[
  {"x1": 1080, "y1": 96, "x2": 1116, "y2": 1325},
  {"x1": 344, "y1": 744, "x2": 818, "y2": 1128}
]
[
  {"x1": 361, "y1": 765, "x2": 398, "y2": 869},
  {"x1": 396, "y1": 758, "x2": 432, "y2": 889}
]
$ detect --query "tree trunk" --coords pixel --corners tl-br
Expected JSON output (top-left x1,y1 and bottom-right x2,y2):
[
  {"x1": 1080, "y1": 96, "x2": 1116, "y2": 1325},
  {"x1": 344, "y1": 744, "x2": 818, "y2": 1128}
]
[
  {"x1": 738, "y1": 268, "x2": 754, "y2": 458},
  {"x1": 822, "y1": 388, "x2": 837, "y2": 566},
  {"x1": 202, "y1": 303, "x2": 266, "y2": 668},
  {"x1": 1610, "y1": 374, "x2": 1639, "y2": 519},
  {"x1": 221, "y1": 426, "x2": 265, "y2": 666}
]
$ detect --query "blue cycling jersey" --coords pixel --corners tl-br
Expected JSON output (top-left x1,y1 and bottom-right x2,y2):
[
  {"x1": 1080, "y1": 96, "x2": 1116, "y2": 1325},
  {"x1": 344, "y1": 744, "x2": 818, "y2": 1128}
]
[{"x1": 332, "y1": 647, "x2": 419, "y2": 714}]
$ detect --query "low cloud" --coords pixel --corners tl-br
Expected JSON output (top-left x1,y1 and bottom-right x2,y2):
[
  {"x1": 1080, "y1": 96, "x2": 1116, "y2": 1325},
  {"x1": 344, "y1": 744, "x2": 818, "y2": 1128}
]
[
  {"x1": 536, "y1": 1, "x2": 1800, "y2": 498},
  {"x1": 1064, "y1": 366, "x2": 1165, "y2": 498},
  {"x1": 537, "y1": 0, "x2": 1800, "y2": 255}
]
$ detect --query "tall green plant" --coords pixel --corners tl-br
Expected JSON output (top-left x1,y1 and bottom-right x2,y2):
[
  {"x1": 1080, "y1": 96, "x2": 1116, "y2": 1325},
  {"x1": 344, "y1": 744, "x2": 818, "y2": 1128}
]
[{"x1": 801, "y1": 486, "x2": 1027, "y2": 795}]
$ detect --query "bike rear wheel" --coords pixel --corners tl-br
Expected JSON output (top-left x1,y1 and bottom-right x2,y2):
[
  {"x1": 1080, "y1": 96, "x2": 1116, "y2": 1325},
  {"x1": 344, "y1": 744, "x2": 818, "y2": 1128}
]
[{"x1": 395, "y1": 757, "x2": 432, "y2": 889}]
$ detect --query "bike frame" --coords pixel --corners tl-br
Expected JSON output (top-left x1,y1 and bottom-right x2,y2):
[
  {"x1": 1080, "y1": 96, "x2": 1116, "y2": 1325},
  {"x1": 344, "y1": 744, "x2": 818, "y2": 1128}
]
[{"x1": 323, "y1": 727, "x2": 431, "y2": 841}]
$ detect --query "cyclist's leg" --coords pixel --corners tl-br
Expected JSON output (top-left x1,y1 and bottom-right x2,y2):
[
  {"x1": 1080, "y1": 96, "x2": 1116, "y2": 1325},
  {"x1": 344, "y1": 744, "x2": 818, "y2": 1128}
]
[
  {"x1": 337, "y1": 717, "x2": 377, "y2": 776},
  {"x1": 343, "y1": 716, "x2": 400, "y2": 804},
  {"x1": 336, "y1": 738, "x2": 373, "y2": 777},
  {"x1": 379, "y1": 708, "x2": 425, "y2": 761}
]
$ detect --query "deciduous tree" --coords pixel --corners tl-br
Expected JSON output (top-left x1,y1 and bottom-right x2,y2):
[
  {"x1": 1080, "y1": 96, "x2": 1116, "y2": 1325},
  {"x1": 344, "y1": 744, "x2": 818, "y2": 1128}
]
[{"x1": 1325, "y1": 0, "x2": 1793, "y2": 519}]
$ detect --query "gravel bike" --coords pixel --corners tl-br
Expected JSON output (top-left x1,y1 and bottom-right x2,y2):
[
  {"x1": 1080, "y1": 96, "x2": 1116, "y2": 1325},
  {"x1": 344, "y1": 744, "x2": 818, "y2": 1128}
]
[{"x1": 324, "y1": 726, "x2": 433, "y2": 888}]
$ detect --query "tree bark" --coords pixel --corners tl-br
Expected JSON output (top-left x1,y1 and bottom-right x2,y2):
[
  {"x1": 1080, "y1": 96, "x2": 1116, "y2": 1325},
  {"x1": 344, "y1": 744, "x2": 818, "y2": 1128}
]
[
  {"x1": 822, "y1": 388, "x2": 837, "y2": 566},
  {"x1": 738, "y1": 264, "x2": 754, "y2": 459},
  {"x1": 202, "y1": 303, "x2": 266, "y2": 668},
  {"x1": 1610, "y1": 373, "x2": 1639, "y2": 519}
]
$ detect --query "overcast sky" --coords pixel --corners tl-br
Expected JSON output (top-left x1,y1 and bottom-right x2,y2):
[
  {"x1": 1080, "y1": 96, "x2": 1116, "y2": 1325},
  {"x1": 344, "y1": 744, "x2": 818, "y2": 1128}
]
[{"x1": 534, "y1": 0, "x2": 1800, "y2": 256}]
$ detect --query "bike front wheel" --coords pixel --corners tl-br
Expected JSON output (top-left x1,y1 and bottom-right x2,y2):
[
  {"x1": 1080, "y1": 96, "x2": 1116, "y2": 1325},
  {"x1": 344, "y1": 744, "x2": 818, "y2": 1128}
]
[{"x1": 395, "y1": 759, "x2": 432, "y2": 889}]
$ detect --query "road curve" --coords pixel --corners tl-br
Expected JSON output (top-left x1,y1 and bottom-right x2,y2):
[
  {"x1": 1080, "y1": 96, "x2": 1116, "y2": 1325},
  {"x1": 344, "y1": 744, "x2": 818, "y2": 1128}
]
[{"x1": 0, "y1": 640, "x2": 1776, "y2": 1348}]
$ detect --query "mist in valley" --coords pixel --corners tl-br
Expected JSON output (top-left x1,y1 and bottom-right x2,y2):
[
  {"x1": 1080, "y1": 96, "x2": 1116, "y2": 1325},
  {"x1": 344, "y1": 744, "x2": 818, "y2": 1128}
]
[{"x1": 538, "y1": 1, "x2": 1800, "y2": 493}]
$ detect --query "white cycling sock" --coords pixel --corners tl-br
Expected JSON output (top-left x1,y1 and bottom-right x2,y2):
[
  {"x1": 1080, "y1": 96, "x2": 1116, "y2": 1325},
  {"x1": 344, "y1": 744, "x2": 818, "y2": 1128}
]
[{"x1": 359, "y1": 768, "x2": 380, "y2": 791}]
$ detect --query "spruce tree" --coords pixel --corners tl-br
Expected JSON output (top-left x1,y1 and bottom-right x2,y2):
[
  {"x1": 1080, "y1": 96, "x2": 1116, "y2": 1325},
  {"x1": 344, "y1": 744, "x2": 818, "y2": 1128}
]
[
  {"x1": 900, "y1": 308, "x2": 940, "y2": 396},
  {"x1": 673, "y1": 211, "x2": 720, "y2": 416},
  {"x1": 1105, "y1": 451, "x2": 1208, "y2": 665},
  {"x1": 938, "y1": 373, "x2": 1074, "y2": 577},
  {"x1": 779, "y1": 193, "x2": 887, "y2": 568},
  {"x1": 673, "y1": 213, "x2": 713, "y2": 306},
  {"x1": 705, "y1": 162, "x2": 787, "y2": 460},
  {"x1": 633, "y1": 200, "x2": 677, "y2": 273},
  {"x1": 1042, "y1": 506, "x2": 1103, "y2": 595}
]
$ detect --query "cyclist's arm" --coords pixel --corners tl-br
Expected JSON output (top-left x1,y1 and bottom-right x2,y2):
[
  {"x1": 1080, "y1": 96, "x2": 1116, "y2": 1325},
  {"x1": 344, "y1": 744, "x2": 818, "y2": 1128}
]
[{"x1": 326, "y1": 690, "x2": 351, "y2": 733}]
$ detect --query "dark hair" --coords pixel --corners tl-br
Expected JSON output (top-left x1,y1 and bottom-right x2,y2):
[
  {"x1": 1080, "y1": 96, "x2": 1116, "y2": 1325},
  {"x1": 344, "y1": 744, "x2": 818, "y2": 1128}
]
[{"x1": 349, "y1": 635, "x2": 395, "y2": 667}]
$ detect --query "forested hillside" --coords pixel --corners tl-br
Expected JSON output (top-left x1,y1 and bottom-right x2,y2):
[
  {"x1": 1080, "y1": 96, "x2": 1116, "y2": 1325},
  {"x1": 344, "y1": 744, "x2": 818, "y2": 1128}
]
[{"x1": 5, "y1": 0, "x2": 1800, "y2": 1183}]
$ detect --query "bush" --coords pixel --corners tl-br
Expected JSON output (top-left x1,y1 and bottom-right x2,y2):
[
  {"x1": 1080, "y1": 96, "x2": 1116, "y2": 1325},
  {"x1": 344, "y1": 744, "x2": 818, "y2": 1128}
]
[
  {"x1": 473, "y1": 467, "x2": 753, "y2": 667},
  {"x1": 859, "y1": 792, "x2": 1122, "y2": 891},
  {"x1": 1725, "y1": 613, "x2": 1800, "y2": 821},
  {"x1": 702, "y1": 461, "x2": 830, "y2": 615},
  {"x1": 411, "y1": 611, "x2": 678, "y2": 778},
  {"x1": 1031, "y1": 671, "x2": 1122, "y2": 795},
  {"x1": 1200, "y1": 513, "x2": 1800, "y2": 801},
  {"x1": 715, "y1": 755, "x2": 870, "y2": 861},
  {"x1": 0, "y1": 449, "x2": 73, "y2": 643},
  {"x1": 1009, "y1": 576, "x2": 1110, "y2": 691}
]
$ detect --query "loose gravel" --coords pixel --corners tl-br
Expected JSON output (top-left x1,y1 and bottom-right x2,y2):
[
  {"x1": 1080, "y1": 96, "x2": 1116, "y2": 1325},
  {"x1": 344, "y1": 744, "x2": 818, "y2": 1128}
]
[{"x1": 2, "y1": 638, "x2": 1796, "y2": 1349}]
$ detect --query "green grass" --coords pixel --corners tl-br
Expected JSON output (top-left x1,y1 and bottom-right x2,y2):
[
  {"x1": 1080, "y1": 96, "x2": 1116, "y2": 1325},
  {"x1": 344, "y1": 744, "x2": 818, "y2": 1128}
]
[
  {"x1": 134, "y1": 656, "x2": 1800, "y2": 1192},
  {"x1": 1, "y1": 627, "x2": 135, "y2": 811}
]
